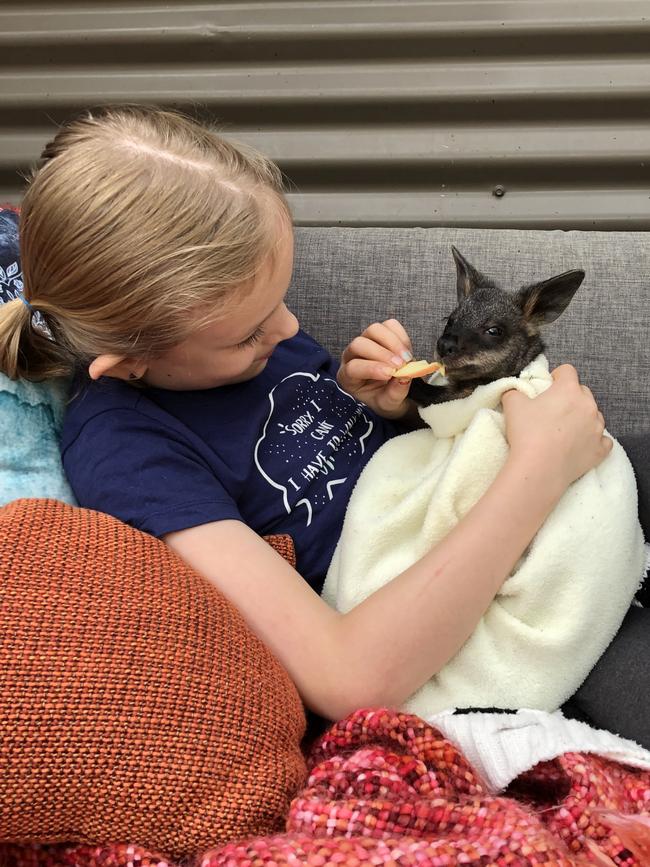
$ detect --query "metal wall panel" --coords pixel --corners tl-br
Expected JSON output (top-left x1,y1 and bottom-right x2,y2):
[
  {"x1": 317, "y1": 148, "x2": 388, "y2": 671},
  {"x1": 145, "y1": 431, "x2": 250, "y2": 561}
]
[{"x1": 1, "y1": 1, "x2": 649, "y2": 228}]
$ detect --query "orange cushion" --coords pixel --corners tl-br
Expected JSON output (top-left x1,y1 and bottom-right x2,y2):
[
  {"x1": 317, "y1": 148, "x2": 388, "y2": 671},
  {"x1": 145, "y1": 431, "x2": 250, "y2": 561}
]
[{"x1": 0, "y1": 499, "x2": 306, "y2": 860}]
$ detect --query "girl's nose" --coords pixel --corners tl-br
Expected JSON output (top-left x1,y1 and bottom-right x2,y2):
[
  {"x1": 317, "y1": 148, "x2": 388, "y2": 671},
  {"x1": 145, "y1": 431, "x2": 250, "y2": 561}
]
[{"x1": 270, "y1": 303, "x2": 299, "y2": 341}]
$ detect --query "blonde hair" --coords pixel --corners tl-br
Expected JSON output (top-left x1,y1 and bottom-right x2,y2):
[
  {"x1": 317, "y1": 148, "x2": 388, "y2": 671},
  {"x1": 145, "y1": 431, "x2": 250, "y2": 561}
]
[{"x1": 0, "y1": 104, "x2": 291, "y2": 380}]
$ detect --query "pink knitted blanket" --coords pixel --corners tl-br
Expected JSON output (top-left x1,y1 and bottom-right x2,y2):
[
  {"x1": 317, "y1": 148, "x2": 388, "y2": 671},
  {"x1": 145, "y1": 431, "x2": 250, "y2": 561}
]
[{"x1": 3, "y1": 708, "x2": 650, "y2": 866}]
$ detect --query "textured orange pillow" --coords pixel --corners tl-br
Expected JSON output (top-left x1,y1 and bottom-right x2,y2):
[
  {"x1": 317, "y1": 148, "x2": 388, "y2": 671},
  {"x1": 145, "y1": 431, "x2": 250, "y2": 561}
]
[{"x1": 0, "y1": 499, "x2": 306, "y2": 861}]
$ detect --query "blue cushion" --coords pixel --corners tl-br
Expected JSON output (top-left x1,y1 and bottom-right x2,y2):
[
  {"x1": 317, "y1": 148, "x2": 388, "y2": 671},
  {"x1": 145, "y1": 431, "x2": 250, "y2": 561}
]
[{"x1": 0, "y1": 206, "x2": 75, "y2": 506}]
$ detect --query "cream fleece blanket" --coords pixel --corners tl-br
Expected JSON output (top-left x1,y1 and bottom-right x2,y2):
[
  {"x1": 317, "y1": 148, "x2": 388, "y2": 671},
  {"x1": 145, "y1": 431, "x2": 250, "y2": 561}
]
[{"x1": 323, "y1": 356, "x2": 646, "y2": 717}]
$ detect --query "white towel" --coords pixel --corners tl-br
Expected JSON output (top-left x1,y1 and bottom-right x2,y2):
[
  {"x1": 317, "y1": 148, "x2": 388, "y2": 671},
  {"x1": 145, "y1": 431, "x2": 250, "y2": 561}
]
[
  {"x1": 429, "y1": 708, "x2": 650, "y2": 791},
  {"x1": 323, "y1": 356, "x2": 646, "y2": 716}
]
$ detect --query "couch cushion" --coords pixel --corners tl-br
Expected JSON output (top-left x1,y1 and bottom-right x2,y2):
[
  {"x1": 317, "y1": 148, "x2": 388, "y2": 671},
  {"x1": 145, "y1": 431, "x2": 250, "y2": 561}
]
[
  {"x1": 0, "y1": 499, "x2": 306, "y2": 861},
  {"x1": 290, "y1": 227, "x2": 650, "y2": 436}
]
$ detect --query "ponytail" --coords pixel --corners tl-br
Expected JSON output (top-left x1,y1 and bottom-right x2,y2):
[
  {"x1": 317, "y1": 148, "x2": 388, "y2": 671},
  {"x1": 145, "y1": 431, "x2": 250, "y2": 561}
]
[{"x1": 0, "y1": 296, "x2": 74, "y2": 380}]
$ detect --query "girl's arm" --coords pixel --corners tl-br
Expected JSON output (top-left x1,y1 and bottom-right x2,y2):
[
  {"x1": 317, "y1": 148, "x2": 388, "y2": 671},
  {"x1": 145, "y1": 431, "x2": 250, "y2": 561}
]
[{"x1": 164, "y1": 365, "x2": 611, "y2": 720}]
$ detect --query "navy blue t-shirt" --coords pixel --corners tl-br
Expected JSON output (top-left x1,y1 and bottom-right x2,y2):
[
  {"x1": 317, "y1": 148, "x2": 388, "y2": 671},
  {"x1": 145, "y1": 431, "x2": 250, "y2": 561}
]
[{"x1": 61, "y1": 330, "x2": 400, "y2": 593}]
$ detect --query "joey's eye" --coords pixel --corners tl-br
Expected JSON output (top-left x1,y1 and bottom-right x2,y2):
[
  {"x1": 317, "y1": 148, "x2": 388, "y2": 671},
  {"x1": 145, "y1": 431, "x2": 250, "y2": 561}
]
[{"x1": 485, "y1": 326, "x2": 503, "y2": 337}]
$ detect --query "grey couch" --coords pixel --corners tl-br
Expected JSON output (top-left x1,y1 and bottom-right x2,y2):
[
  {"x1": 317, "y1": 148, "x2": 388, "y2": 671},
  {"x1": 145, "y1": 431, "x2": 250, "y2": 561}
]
[{"x1": 289, "y1": 227, "x2": 649, "y2": 438}]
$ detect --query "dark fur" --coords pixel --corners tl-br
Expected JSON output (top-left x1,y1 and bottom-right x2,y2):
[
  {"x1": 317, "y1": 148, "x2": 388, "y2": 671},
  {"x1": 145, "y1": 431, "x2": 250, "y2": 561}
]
[{"x1": 409, "y1": 247, "x2": 585, "y2": 406}]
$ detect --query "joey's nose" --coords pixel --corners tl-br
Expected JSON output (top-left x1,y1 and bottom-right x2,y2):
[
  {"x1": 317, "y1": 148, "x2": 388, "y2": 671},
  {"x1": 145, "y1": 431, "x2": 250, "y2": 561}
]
[{"x1": 437, "y1": 334, "x2": 458, "y2": 359}]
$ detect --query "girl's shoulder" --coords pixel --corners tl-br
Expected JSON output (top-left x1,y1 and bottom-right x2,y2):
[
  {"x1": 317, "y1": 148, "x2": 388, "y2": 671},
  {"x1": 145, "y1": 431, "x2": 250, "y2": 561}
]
[{"x1": 63, "y1": 375, "x2": 151, "y2": 441}]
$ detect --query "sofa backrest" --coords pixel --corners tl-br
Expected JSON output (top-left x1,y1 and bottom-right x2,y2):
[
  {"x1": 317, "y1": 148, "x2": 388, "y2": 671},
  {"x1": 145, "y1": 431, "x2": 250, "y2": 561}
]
[{"x1": 290, "y1": 227, "x2": 649, "y2": 437}]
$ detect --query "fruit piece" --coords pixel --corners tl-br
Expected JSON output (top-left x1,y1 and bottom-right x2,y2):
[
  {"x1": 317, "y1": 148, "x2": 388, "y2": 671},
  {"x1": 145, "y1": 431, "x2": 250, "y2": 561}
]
[{"x1": 391, "y1": 360, "x2": 445, "y2": 379}]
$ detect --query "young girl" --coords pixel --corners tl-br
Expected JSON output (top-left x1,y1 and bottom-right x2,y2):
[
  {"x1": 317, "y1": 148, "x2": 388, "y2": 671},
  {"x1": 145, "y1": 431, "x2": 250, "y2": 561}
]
[{"x1": 0, "y1": 105, "x2": 612, "y2": 724}]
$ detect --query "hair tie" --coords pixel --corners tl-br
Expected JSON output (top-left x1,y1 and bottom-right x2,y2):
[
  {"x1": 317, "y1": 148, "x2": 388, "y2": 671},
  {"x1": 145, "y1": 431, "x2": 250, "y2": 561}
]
[{"x1": 17, "y1": 292, "x2": 56, "y2": 343}]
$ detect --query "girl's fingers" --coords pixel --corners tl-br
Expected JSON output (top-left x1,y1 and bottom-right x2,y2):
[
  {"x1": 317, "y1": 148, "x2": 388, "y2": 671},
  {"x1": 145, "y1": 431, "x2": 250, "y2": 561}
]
[
  {"x1": 551, "y1": 363, "x2": 580, "y2": 384},
  {"x1": 341, "y1": 335, "x2": 406, "y2": 369},
  {"x1": 549, "y1": 366, "x2": 601, "y2": 418},
  {"x1": 343, "y1": 321, "x2": 412, "y2": 364},
  {"x1": 501, "y1": 388, "x2": 528, "y2": 410},
  {"x1": 384, "y1": 376, "x2": 413, "y2": 401},
  {"x1": 581, "y1": 384, "x2": 597, "y2": 405},
  {"x1": 342, "y1": 357, "x2": 398, "y2": 383},
  {"x1": 381, "y1": 318, "x2": 414, "y2": 354}
]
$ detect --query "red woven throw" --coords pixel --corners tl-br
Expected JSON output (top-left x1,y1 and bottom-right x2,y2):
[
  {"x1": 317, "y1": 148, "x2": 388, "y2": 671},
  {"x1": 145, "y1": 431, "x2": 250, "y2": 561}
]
[{"x1": 3, "y1": 708, "x2": 650, "y2": 866}]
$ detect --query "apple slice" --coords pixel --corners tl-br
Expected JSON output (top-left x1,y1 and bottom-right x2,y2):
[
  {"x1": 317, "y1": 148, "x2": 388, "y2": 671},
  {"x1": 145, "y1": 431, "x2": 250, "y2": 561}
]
[{"x1": 391, "y1": 359, "x2": 445, "y2": 380}]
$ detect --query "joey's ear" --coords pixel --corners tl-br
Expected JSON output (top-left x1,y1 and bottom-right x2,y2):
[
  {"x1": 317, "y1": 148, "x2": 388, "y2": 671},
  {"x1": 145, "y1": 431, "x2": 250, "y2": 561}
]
[
  {"x1": 517, "y1": 270, "x2": 585, "y2": 324},
  {"x1": 88, "y1": 354, "x2": 148, "y2": 382},
  {"x1": 451, "y1": 245, "x2": 483, "y2": 302}
]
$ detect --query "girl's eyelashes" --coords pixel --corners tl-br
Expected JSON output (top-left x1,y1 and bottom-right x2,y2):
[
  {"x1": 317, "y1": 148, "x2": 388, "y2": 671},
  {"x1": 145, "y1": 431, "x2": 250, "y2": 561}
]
[{"x1": 235, "y1": 325, "x2": 265, "y2": 349}]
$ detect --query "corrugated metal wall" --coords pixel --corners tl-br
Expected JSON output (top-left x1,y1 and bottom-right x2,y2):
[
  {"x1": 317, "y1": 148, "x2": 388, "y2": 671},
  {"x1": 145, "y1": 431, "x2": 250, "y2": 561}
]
[{"x1": 1, "y1": 1, "x2": 649, "y2": 228}]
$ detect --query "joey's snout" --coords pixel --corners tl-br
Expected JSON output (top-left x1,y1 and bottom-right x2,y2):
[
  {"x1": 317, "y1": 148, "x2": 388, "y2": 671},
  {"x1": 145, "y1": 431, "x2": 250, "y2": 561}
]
[{"x1": 436, "y1": 332, "x2": 460, "y2": 360}]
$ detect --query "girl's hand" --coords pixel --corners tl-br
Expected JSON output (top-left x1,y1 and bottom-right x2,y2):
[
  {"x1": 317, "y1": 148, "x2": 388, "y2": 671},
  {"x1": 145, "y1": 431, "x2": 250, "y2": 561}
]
[
  {"x1": 337, "y1": 319, "x2": 416, "y2": 419},
  {"x1": 502, "y1": 364, "x2": 612, "y2": 489}
]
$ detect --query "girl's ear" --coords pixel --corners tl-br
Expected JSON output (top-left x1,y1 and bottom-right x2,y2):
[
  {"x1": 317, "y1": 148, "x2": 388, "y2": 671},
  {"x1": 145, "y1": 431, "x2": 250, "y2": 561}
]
[{"x1": 88, "y1": 354, "x2": 148, "y2": 382}]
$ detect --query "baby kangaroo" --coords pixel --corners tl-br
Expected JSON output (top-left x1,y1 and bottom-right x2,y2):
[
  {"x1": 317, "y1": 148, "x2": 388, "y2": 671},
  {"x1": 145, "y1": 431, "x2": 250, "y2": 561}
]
[{"x1": 409, "y1": 246, "x2": 585, "y2": 406}]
